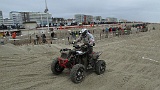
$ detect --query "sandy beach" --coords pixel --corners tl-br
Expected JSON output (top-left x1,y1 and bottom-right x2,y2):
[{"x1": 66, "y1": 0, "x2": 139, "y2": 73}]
[{"x1": 0, "y1": 24, "x2": 160, "y2": 90}]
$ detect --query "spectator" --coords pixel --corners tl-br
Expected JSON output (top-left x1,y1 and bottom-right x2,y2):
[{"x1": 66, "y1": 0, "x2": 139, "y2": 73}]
[
  {"x1": 51, "y1": 31, "x2": 55, "y2": 39},
  {"x1": 35, "y1": 35, "x2": 39, "y2": 45},
  {"x1": 105, "y1": 27, "x2": 109, "y2": 38},
  {"x1": 102, "y1": 29, "x2": 105, "y2": 34},
  {"x1": 12, "y1": 32, "x2": 16, "y2": 39},
  {"x1": 109, "y1": 27, "x2": 112, "y2": 32},
  {"x1": 0, "y1": 37, "x2": 4, "y2": 45},
  {"x1": 71, "y1": 31, "x2": 76, "y2": 40},
  {"x1": 41, "y1": 32, "x2": 46, "y2": 43},
  {"x1": 6, "y1": 31, "x2": 10, "y2": 36}
]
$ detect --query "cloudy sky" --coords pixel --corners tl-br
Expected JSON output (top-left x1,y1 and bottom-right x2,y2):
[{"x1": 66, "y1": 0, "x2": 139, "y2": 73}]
[{"x1": 1, "y1": 0, "x2": 160, "y2": 22}]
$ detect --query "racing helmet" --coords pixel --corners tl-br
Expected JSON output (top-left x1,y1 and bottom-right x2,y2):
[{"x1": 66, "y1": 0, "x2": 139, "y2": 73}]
[{"x1": 81, "y1": 28, "x2": 88, "y2": 37}]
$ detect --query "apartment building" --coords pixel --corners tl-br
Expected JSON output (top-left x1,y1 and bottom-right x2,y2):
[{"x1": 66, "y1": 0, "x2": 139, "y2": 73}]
[
  {"x1": 0, "y1": 11, "x2": 3, "y2": 25},
  {"x1": 94, "y1": 16, "x2": 102, "y2": 22},
  {"x1": 106, "y1": 17, "x2": 118, "y2": 22},
  {"x1": 19, "y1": 12, "x2": 52, "y2": 25},
  {"x1": 9, "y1": 11, "x2": 23, "y2": 25},
  {"x1": 74, "y1": 14, "x2": 93, "y2": 24},
  {"x1": 3, "y1": 18, "x2": 14, "y2": 26},
  {"x1": 119, "y1": 19, "x2": 128, "y2": 23}
]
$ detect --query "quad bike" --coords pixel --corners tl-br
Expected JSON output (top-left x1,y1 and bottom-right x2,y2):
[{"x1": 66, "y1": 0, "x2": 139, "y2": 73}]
[
  {"x1": 124, "y1": 30, "x2": 128, "y2": 35},
  {"x1": 124, "y1": 29, "x2": 131, "y2": 35},
  {"x1": 51, "y1": 42, "x2": 106, "y2": 83},
  {"x1": 115, "y1": 30, "x2": 119, "y2": 36}
]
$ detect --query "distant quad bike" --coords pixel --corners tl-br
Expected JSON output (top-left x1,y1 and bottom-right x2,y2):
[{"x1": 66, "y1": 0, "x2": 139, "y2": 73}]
[
  {"x1": 51, "y1": 42, "x2": 106, "y2": 83},
  {"x1": 124, "y1": 29, "x2": 131, "y2": 35},
  {"x1": 115, "y1": 30, "x2": 119, "y2": 36}
]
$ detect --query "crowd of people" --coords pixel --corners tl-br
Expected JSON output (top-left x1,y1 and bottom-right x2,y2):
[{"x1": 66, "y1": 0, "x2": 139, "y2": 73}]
[
  {"x1": 103, "y1": 23, "x2": 148, "y2": 37},
  {"x1": 0, "y1": 23, "x2": 149, "y2": 45},
  {"x1": 0, "y1": 31, "x2": 17, "y2": 45},
  {"x1": 31, "y1": 23, "x2": 149, "y2": 45}
]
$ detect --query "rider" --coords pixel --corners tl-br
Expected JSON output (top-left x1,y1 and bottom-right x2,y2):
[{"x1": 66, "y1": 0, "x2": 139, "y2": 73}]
[
  {"x1": 75, "y1": 28, "x2": 95, "y2": 53},
  {"x1": 75, "y1": 28, "x2": 95, "y2": 69}
]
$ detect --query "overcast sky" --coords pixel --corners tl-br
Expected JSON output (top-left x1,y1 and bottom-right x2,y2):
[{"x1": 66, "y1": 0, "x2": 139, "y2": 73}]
[{"x1": 1, "y1": 0, "x2": 160, "y2": 22}]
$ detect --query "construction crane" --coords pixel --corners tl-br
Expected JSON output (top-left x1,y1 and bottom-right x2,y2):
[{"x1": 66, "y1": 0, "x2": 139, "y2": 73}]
[
  {"x1": 44, "y1": 0, "x2": 49, "y2": 31},
  {"x1": 44, "y1": 0, "x2": 48, "y2": 13}
]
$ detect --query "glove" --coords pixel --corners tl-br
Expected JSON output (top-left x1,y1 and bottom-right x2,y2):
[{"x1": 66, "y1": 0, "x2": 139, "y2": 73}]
[
  {"x1": 72, "y1": 40, "x2": 77, "y2": 44},
  {"x1": 69, "y1": 41, "x2": 76, "y2": 44},
  {"x1": 83, "y1": 45, "x2": 88, "y2": 48},
  {"x1": 72, "y1": 41, "x2": 75, "y2": 44}
]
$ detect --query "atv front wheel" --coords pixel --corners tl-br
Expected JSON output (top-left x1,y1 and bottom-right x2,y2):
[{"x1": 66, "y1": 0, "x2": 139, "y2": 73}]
[
  {"x1": 95, "y1": 60, "x2": 106, "y2": 75},
  {"x1": 70, "y1": 64, "x2": 85, "y2": 83},
  {"x1": 51, "y1": 58, "x2": 64, "y2": 75}
]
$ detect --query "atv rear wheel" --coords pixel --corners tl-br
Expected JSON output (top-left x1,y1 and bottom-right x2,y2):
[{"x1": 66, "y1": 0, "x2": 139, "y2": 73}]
[
  {"x1": 95, "y1": 60, "x2": 106, "y2": 75},
  {"x1": 51, "y1": 58, "x2": 64, "y2": 75},
  {"x1": 70, "y1": 64, "x2": 85, "y2": 83}
]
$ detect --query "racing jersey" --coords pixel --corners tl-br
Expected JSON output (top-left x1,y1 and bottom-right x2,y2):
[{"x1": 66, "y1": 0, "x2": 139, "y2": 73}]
[{"x1": 76, "y1": 32, "x2": 95, "y2": 46}]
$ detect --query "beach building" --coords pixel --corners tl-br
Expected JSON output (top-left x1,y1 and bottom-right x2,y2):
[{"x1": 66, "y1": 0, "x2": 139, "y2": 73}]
[
  {"x1": 94, "y1": 16, "x2": 102, "y2": 23},
  {"x1": 106, "y1": 17, "x2": 118, "y2": 22},
  {"x1": 74, "y1": 14, "x2": 93, "y2": 25},
  {"x1": 74, "y1": 14, "x2": 85, "y2": 24},
  {"x1": 3, "y1": 18, "x2": 14, "y2": 26},
  {"x1": 19, "y1": 12, "x2": 52, "y2": 26},
  {"x1": 66, "y1": 19, "x2": 76, "y2": 26},
  {"x1": 9, "y1": 11, "x2": 23, "y2": 26},
  {"x1": 119, "y1": 19, "x2": 128, "y2": 23},
  {"x1": 0, "y1": 11, "x2": 3, "y2": 25},
  {"x1": 52, "y1": 18, "x2": 65, "y2": 26}
]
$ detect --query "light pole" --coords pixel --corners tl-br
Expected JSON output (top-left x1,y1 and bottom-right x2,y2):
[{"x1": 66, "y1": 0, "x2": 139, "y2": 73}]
[
  {"x1": 47, "y1": 12, "x2": 49, "y2": 31},
  {"x1": 41, "y1": 14, "x2": 44, "y2": 30}
]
